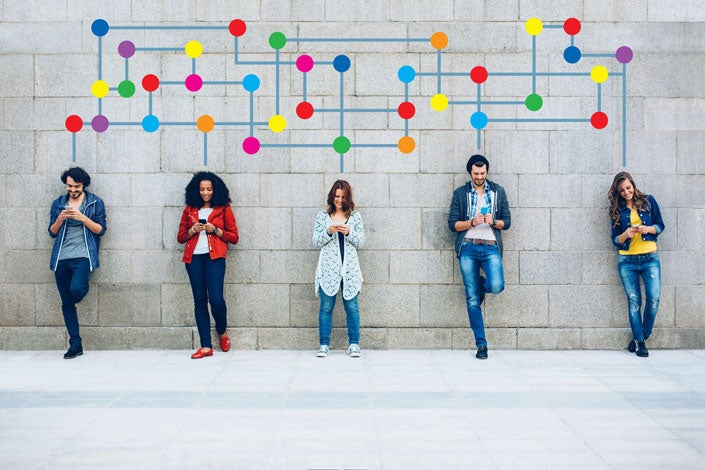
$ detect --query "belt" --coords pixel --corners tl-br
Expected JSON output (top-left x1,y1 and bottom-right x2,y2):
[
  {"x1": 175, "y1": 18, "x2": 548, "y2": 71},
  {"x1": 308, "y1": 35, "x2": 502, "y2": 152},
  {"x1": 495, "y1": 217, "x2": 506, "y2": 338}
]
[{"x1": 464, "y1": 238, "x2": 496, "y2": 245}]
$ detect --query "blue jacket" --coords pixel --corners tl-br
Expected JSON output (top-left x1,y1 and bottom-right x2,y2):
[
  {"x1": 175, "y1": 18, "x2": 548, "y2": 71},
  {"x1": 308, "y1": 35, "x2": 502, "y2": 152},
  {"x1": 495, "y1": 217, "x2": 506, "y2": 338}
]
[
  {"x1": 49, "y1": 191, "x2": 107, "y2": 272},
  {"x1": 611, "y1": 194, "x2": 664, "y2": 251}
]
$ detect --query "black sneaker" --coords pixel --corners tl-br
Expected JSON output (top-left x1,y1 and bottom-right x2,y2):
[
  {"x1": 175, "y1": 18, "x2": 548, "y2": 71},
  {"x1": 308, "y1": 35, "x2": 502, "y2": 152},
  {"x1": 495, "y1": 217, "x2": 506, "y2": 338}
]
[
  {"x1": 636, "y1": 341, "x2": 649, "y2": 358},
  {"x1": 63, "y1": 347, "x2": 83, "y2": 359},
  {"x1": 628, "y1": 340, "x2": 637, "y2": 353},
  {"x1": 476, "y1": 345, "x2": 488, "y2": 360}
]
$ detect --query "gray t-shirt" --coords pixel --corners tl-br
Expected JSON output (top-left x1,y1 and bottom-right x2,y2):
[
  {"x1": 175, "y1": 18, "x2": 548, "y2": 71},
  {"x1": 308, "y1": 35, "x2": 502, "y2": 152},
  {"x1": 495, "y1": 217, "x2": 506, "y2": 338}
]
[{"x1": 59, "y1": 200, "x2": 89, "y2": 260}]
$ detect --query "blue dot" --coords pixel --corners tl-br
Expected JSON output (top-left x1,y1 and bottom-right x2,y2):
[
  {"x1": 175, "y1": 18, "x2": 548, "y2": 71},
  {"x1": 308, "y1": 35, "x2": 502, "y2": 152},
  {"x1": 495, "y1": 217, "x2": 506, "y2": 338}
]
[
  {"x1": 91, "y1": 19, "x2": 109, "y2": 37},
  {"x1": 242, "y1": 74, "x2": 260, "y2": 92},
  {"x1": 563, "y1": 46, "x2": 581, "y2": 64},
  {"x1": 333, "y1": 55, "x2": 351, "y2": 73},
  {"x1": 142, "y1": 115, "x2": 160, "y2": 133},
  {"x1": 470, "y1": 111, "x2": 488, "y2": 130},
  {"x1": 397, "y1": 65, "x2": 416, "y2": 83}
]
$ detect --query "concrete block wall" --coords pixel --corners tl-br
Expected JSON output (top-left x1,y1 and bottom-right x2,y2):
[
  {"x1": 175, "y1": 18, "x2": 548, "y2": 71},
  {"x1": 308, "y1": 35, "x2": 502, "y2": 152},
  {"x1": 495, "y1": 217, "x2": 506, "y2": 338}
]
[{"x1": 1, "y1": 1, "x2": 704, "y2": 350}]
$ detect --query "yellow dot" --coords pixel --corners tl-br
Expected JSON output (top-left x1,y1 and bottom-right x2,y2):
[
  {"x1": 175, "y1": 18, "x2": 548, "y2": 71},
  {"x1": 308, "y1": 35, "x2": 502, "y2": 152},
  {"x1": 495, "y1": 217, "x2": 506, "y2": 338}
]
[
  {"x1": 269, "y1": 114, "x2": 287, "y2": 133},
  {"x1": 430, "y1": 94, "x2": 448, "y2": 112},
  {"x1": 590, "y1": 65, "x2": 609, "y2": 83},
  {"x1": 430, "y1": 32, "x2": 448, "y2": 50},
  {"x1": 91, "y1": 80, "x2": 109, "y2": 98},
  {"x1": 525, "y1": 18, "x2": 543, "y2": 36},
  {"x1": 185, "y1": 40, "x2": 203, "y2": 59},
  {"x1": 398, "y1": 136, "x2": 415, "y2": 154},
  {"x1": 196, "y1": 115, "x2": 214, "y2": 133}
]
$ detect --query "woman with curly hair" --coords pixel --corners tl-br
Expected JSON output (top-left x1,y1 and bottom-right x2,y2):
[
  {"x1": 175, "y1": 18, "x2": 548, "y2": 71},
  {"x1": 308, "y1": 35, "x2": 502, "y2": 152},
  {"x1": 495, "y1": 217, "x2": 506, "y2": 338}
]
[
  {"x1": 608, "y1": 172, "x2": 665, "y2": 358},
  {"x1": 177, "y1": 172, "x2": 239, "y2": 359}
]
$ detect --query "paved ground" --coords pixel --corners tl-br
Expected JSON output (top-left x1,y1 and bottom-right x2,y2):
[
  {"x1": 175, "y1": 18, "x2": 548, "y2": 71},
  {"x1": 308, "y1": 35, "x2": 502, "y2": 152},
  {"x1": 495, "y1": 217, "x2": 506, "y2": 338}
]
[{"x1": 1, "y1": 348, "x2": 705, "y2": 469}]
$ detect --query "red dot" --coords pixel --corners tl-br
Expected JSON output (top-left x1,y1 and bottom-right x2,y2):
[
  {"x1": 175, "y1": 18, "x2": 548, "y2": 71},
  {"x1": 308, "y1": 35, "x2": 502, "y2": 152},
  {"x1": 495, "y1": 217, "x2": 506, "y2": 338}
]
[
  {"x1": 470, "y1": 66, "x2": 488, "y2": 84},
  {"x1": 397, "y1": 102, "x2": 416, "y2": 120},
  {"x1": 229, "y1": 19, "x2": 246, "y2": 37},
  {"x1": 65, "y1": 115, "x2": 83, "y2": 133},
  {"x1": 564, "y1": 18, "x2": 581, "y2": 36},
  {"x1": 142, "y1": 74, "x2": 160, "y2": 92},
  {"x1": 296, "y1": 102, "x2": 314, "y2": 119},
  {"x1": 591, "y1": 111, "x2": 608, "y2": 129}
]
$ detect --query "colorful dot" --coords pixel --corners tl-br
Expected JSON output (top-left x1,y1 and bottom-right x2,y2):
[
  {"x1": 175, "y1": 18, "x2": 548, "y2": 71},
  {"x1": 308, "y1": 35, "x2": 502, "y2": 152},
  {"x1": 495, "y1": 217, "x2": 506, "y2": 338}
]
[
  {"x1": 430, "y1": 94, "x2": 448, "y2": 112},
  {"x1": 470, "y1": 111, "x2": 488, "y2": 129},
  {"x1": 525, "y1": 93, "x2": 543, "y2": 111},
  {"x1": 397, "y1": 65, "x2": 416, "y2": 83},
  {"x1": 398, "y1": 136, "x2": 415, "y2": 154},
  {"x1": 333, "y1": 136, "x2": 351, "y2": 154},
  {"x1": 91, "y1": 115, "x2": 109, "y2": 132},
  {"x1": 563, "y1": 46, "x2": 581, "y2": 64},
  {"x1": 242, "y1": 136, "x2": 260, "y2": 154},
  {"x1": 229, "y1": 19, "x2": 246, "y2": 37},
  {"x1": 616, "y1": 46, "x2": 633, "y2": 64},
  {"x1": 185, "y1": 40, "x2": 203, "y2": 59},
  {"x1": 397, "y1": 102, "x2": 416, "y2": 120},
  {"x1": 333, "y1": 55, "x2": 351, "y2": 73},
  {"x1": 142, "y1": 114, "x2": 160, "y2": 133},
  {"x1": 91, "y1": 19, "x2": 109, "y2": 37},
  {"x1": 242, "y1": 74, "x2": 260, "y2": 92},
  {"x1": 525, "y1": 18, "x2": 543, "y2": 36},
  {"x1": 591, "y1": 111, "x2": 608, "y2": 129},
  {"x1": 142, "y1": 74, "x2": 160, "y2": 92},
  {"x1": 563, "y1": 18, "x2": 581, "y2": 36},
  {"x1": 91, "y1": 80, "x2": 109, "y2": 99},
  {"x1": 269, "y1": 32, "x2": 286, "y2": 50},
  {"x1": 470, "y1": 66, "x2": 488, "y2": 84},
  {"x1": 296, "y1": 55, "x2": 314, "y2": 73},
  {"x1": 430, "y1": 32, "x2": 448, "y2": 50},
  {"x1": 117, "y1": 80, "x2": 135, "y2": 98},
  {"x1": 197, "y1": 115, "x2": 215, "y2": 133},
  {"x1": 65, "y1": 115, "x2": 83, "y2": 133},
  {"x1": 296, "y1": 102, "x2": 314, "y2": 120},
  {"x1": 118, "y1": 41, "x2": 135, "y2": 58},
  {"x1": 268, "y1": 115, "x2": 287, "y2": 133},
  {"x1": 185, "y1": 74, "x2": 203, "y2": 92},
  {"x1": 590, "y1": 65, "x2": 609, "y2": 83}
]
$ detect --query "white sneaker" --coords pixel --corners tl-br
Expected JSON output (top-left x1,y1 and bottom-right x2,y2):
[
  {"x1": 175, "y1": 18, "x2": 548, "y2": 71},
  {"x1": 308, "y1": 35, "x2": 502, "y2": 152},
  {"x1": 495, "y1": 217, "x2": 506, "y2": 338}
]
[
  {"x1": 347, "y1": 344, "x2": 361, "y2": 357},
  {"x1": 316, "y1": 345, "x2": 329, "y2": 357}
]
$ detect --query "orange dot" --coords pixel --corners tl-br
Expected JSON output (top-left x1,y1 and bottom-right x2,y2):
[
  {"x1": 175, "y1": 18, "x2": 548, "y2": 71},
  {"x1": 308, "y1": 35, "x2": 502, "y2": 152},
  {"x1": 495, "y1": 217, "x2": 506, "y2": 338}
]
[
  {"x1": 398, "y1": 136, "x2": 415, "y2": 154},
  {"x1": 197, "y1": 115, "x2": 215, "y2": 132},
  {"x1": 430, "y1": 32, "x2": 448, "y2": 50}
]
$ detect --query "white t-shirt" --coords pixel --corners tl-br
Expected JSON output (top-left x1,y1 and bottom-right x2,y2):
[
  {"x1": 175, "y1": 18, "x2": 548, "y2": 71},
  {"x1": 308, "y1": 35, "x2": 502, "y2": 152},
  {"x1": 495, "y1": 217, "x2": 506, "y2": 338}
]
[{"x1": 193, "y1": 208, "x2": 214, "y2": 255}]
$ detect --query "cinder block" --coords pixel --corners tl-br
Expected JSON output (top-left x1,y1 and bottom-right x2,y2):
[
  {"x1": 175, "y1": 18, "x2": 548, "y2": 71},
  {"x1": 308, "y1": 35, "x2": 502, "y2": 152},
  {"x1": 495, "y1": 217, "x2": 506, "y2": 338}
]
[
  {"x1": 452, "y1": 327, "x2": 518, "y2": 349},
  {"x1": 580, "y1": 328, "x2": 632, "y2": 349},
  {"x1": 5, "y1": 251, "x2": 52, "y2": 283},
  {"x1": 233, "y1": 207, "x2": 292, "y2": 250},
  {"x1": 260, "y1": 250, "x2": 318, "y2": 284},
  {"x1": 419, "y1": 285, "x2": 466, "y2": 328},
  {"x1": 289, "y1": 284, "x2": 320, "y2": 328},
  {"x1": 0, "y1": 56, "x2": 33, "y2": 97},
  {"x1": 549, "y1": 285, "x2": 621, "y2": 328},
  {"x1": 503, "y1": 208, "x2": 550, "y2": 251},
  {"x1": 387, "y1": 328, "x2": 452, "y2": 349},
  {"x1": 485, "y1": 131, "x2": 550, "y2": 174},
  {"x1": 519, "y1": 251, "x2": 582, "y2": 285},
  {"x1": 35, "y1": 282, "x2": 98, "y2": 327},
  {"x1": 1, "y1": 326, "x2": 66, "y2": 350},
  {"x1": 359, "y1": 284, "x2": 419, "y2": 327},
  {"x1": 584, "y1": 0, "x2": 647, "y2": 21},
  {"x1": 326, "y1": 174, "x2": 389, "y2": 208},
  {"x1": 101, "y1": 207, "x2": 164, "y2": 250},
  {"x1": 161, "y1": 283, "x2": 195, "y2": 327},
  {"x1": 293, "y1": 208, "x2": 325, "y2": 250},
  {"x1": 91, "y1": 250, "x2": 133, "y2": 284},
  {"x1": 581, "y1": 251, "x2": 621, "y2": 285},
  {"x1": 677, "y1": 208, "x2": 705, "y2": 248},
  {"x1": 389, "y1": 174, "x2": 454, "y2": 209},
  {"x1": 131, "y1": 174, "x2": 185, "y2": 207},
  {"x1": 81, "y1": 327, "x2": 131, "y2": 350},
  {"x1": 130, "y1": 327, "x2": 192, "y2": 349},
  {"x1": 258, "y1": 327, "x2": 318, "y2": 349},
  {"x1": 648, "y1": 328, "x2": 705, "y2": 349},
  {"x1": 260, "y1": 174, "x2": 323, "y2": 208},
  {"x1": 517, "y1": 174, "x2": 583, "y2": 208},
  {"x1": 159, "y1": 127, "x2": 225, "y2": 173},
  {"x1": 549, "y1": 131, "x2": 614, "y2": 174},
  {"x1": 673, "y1": 251, "x2": 705, "y2": 285},
  {"x1": 422, "y1": 209, "x2": 455, "y2": 250},
  {"x1": 487, "y1": 285, "x2": 549, "y2": 328},
  {"x1": 98, "y1": 283, "x2": 162, "y2": 326},
  {"x1": 362, "y1": 208, "x2": 421, "y2": 249},
  {"x1": 131, "y1": 0, "x2": 196, "y2": 21},
  {"x1": 676, "y1": 285, "x2": 705, "y2": 328},
  {"x1": 130, "y1": 251, "x2": 184, "y2": 284},
  {"x1": 226, "y1": 249, "x2": 260, "y2": 284},
  {"x1": 390, "y1": 250, "x2": 453, "y2": 284},
  {"x1": 228, "y1": 284, "x2": 290, "y2": 327},
  {"x1": 325, "y1": 0, "x2": 390, "y2": 21},
  {"x1": 357, "y1": 250, "x2": 389, "y2": 284},
  {"x1": 222, "y1": 173, "x2": 260, "y2": 207},
  {"x1": 1, "y1": 207, "x2": 36, "y2": 249},
  {"x1": 518, "y1": 328, "x2": 581, "y2": 349},
  {"x1": 551, "y1": 208, "x2": 613, "y2": 251},
  {"x1": 677, "y1": 131, "x2": 705, "y2": 174}
]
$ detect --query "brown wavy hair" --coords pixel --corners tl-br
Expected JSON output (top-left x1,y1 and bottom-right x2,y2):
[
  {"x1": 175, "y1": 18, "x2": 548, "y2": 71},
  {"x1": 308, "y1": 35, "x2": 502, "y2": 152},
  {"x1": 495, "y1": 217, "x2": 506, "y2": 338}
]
[
  {"x1": 608, "y1": 172, "x2": 650, "y2": 226},
  {"x1": 326, "y1": 180, "x2": 355, "y2": 217}
]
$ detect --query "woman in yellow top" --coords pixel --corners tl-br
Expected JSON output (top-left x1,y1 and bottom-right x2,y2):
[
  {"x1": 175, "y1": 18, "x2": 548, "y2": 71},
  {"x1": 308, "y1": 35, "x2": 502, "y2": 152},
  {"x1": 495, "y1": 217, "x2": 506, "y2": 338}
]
[{"x1": 609, "y1": 172, "x2": 665, "y2": 357}]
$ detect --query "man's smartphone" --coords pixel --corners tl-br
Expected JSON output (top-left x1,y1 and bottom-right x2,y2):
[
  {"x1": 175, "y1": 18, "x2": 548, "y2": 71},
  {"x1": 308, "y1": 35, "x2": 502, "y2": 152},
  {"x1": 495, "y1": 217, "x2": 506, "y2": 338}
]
[{"x1": 198, "y1": 218, "x2": 207, "y2": 224}]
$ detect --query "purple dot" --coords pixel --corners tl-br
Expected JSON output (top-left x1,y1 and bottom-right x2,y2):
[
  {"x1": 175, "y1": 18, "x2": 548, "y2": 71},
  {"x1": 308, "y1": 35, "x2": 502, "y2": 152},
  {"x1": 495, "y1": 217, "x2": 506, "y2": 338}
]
[
  {"x1": 242, "y1": 136, "x2": 260, "y2": 155},
  {"x1": 91, "y1": 115, "x2": 109, "y2": 132},
  {"x1": 118, "y1": 41, "x2": 136, "y2": 58},
  {"x1": 616, "y1": 46, "x2": 633, "y2": 64},
  {"x1": 296, "y1": 54, "x2": 314, "y2": 73},
  {"x1": 185, "y1": 74, "x2": 203, "y2": 92}
]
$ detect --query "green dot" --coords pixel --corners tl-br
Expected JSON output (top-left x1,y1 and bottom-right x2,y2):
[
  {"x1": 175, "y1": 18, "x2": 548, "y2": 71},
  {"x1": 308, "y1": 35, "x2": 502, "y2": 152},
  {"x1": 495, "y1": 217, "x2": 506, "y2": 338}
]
[
  {"x1": 269, "y1": 32, "x2": 287, "y2": 50},
  {"x1": 525, "y1": 93, "x2": 543, "y2": 112},
  {"x1": 333, "y1": 136, "x2": 351, "y2": 154},
  {"x1": 118, "y1": 80, "x2": 135, "y2": 98}
]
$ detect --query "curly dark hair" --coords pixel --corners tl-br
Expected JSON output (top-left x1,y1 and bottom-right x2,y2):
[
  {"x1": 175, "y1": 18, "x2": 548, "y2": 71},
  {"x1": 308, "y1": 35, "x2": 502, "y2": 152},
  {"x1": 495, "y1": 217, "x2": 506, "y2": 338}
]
[
  {"x1": 184, "y1": 171, "x2": 231, "y2": 208},
  {"x1": 326, "y1": 179, "x2": 355, "y2": 217},
  {"x1": 61, "y1": 167, "x2": 91, "y2": 187},
  {"x1": 608, "y1": 171, "x2": 650, "y2": 227}
]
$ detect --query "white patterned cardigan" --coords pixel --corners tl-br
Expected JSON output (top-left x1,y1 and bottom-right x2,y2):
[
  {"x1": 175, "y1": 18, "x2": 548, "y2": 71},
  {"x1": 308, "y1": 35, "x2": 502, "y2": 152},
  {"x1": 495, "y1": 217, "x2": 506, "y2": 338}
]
[{"x1": 313, "y1": 210, "x2": 365, "y2": 300}]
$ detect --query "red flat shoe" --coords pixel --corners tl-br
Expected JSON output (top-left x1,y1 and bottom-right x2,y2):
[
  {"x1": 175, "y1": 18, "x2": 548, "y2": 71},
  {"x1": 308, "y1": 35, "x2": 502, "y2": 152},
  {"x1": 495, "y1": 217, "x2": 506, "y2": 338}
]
[
  {"x1": 219, "y1": 335, "x2": 231, "y2": 352},
  {"x1": 191, "y1": 348, "x2": 213, "y2": 359}
]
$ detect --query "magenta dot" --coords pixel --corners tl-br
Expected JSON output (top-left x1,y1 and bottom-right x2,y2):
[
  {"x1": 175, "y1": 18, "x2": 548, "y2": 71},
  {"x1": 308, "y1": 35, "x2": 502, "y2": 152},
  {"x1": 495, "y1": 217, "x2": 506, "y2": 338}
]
[
  {"x1": 118, "y1": 41, "x2": 135, "y2": 58},
  {"x1": 91, "y1": 115, "x2": 109, "y2": 132},
  {"x1": 185, "y1": 74, "x2": 203, "y2": 92},
  {"x1": 296, "y1": 55, "x2": 314, "y2": 73},
  {"x1": 616, "y1": 46, "x2": 633, "y2": 64},
  {"x1": 242, "y1": 136, "x2": 260, "y2": 155}
]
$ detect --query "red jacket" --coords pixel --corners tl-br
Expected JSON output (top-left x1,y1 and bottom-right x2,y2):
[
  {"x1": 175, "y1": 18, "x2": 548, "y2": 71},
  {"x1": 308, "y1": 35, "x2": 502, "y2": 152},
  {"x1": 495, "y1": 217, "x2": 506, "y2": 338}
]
[{"x1": 177, "y1": 205, "x2": 239, "y2": 263}]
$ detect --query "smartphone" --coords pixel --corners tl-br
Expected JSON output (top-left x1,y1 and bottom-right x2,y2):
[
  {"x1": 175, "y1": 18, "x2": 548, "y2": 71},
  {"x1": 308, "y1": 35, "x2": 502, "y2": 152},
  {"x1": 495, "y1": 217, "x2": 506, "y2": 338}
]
[
  {"x1": 198, "y1": 218, "x2": 207, "y2": 224},
  {"x1": 480, "y1": 206, "x2": 490, "y2": 215},
  {"x1": 64, "y1": 205, "x2": 73, "y2": 211}
]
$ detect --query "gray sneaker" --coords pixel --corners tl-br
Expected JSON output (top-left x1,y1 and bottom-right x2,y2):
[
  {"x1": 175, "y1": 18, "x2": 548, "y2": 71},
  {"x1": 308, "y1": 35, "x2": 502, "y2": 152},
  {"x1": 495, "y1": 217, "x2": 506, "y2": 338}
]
[
  {"x1": 347, "y1": 344, "x2": 361, "y2": 357},
  {"x1": 316, "y1": 345, "x2": 329, "y2": 358}
]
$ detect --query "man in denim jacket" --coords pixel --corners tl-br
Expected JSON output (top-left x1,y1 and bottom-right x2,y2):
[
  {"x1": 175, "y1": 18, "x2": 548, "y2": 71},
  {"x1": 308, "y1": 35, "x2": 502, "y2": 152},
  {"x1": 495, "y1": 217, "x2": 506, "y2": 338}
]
[
  {"x1": 448, "y1": 155, "x2": 511, "y2": 359},
  {"x1": 48, "y1": 167, "x2": 106, "y2": 359}
]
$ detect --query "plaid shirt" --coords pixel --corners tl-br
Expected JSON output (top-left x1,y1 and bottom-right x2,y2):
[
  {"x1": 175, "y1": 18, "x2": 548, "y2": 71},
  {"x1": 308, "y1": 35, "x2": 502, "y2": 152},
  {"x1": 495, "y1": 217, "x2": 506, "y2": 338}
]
[{"x1": 467, "y1": 181, "x2": 493, "y2": 219}]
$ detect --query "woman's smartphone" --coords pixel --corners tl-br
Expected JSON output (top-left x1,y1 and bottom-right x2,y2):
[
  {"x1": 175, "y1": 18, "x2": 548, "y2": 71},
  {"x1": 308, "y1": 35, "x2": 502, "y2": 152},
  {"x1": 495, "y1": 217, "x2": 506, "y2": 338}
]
[{"x1": 198, "y1": 218, "x2": 207, "y2": 224}]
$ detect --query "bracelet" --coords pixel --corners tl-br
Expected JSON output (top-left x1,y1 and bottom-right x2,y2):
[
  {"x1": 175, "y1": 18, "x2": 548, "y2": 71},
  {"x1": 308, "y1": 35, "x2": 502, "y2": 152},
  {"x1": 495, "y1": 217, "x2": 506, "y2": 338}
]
[{"x1": 213, "y1": 227, "x2": 218, "y2": 236}]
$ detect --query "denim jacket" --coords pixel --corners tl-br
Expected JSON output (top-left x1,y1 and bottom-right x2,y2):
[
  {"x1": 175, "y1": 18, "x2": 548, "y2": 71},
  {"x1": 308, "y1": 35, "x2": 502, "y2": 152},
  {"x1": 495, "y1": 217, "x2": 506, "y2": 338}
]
[
  {"x1": 49, "y1": 191, "x2": 107, "y2": 272},
  {"x1": 611, "y1": 194, "x2": 664, "y2": 251}
]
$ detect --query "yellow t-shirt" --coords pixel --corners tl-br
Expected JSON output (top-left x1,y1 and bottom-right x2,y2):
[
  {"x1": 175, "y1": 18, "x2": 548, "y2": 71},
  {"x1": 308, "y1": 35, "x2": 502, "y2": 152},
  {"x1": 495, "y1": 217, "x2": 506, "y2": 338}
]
[{"x1": 619, "y1": 209, "x2": 657, "y2": 255}]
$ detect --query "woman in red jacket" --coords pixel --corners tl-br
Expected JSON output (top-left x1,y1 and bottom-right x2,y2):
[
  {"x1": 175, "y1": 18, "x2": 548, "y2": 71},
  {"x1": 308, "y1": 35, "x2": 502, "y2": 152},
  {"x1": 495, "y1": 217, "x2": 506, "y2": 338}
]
[{"x1": 177, "y1": 172, "x2": 239, "y2": 359}]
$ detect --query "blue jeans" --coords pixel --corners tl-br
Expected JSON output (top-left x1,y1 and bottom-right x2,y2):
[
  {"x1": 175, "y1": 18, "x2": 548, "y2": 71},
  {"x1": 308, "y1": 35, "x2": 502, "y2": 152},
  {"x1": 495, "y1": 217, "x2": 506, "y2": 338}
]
[
  {"x1": 618, "y1": 252, "x2": 661, "y2": 342},
  {"x1": 458, "y1": 242, "x2": 505, "y2": 347},
  {"x1": 185, "y1": 254, "x2": 228, "y2": 348},
  {"x1": 318, "y1": 286, "x2": 360, "y2": 346},
  {"x1": 54, "y1": 257, "x2": 91, "y2": 349}
]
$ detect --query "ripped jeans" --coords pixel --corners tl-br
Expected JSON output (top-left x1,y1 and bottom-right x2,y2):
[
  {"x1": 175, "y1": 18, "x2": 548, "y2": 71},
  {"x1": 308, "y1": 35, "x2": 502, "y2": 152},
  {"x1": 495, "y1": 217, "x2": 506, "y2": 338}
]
[{"x1": 618, "y1": 252, "x2": 661, "y2": 342}]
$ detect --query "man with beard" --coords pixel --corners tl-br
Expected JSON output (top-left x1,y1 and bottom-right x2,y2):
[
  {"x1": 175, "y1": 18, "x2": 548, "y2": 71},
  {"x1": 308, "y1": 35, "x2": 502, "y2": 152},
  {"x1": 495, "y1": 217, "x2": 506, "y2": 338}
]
[
  {"x1": 48, "y1": 167, "x2": 106, "y2": 359},
  {"x1": 448, "y1": 154, "x2": 511, "y2": 359}
]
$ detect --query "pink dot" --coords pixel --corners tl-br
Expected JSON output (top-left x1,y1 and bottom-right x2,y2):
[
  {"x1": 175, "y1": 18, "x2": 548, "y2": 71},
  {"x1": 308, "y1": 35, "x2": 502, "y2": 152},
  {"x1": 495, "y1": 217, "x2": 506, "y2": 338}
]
[
  {"x1": 296, "y1": 55, "x2": 314, "y2": 73},
  {"x1": 242, "y1": 136, "x2": 260, "y2": 155},
  {"x1": 185, "y1": 74, "x2": 203, "y2": 92}
]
